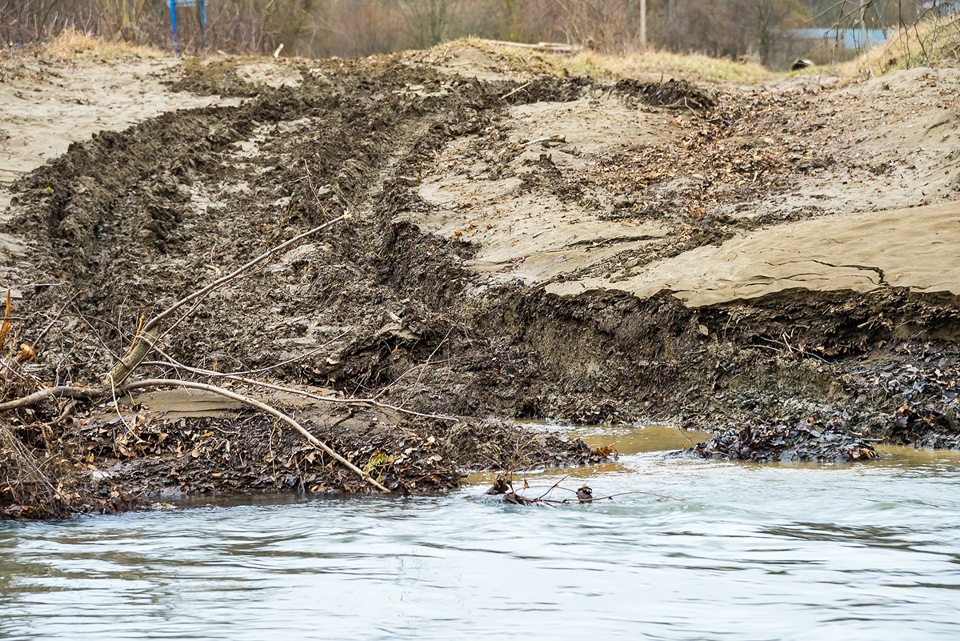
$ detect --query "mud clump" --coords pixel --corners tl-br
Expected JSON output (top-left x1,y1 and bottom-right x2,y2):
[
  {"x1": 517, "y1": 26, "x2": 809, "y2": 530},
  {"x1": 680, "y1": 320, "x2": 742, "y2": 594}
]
[
  {"x1": 502, "y1": 76, "x2": 591, "y2": 104},
  {"x1": 690, "y1": 420, "x2": 877, "y2": 463},
  {"x1": 614, "y1": 78, "x2": 717, "y2": 111}
]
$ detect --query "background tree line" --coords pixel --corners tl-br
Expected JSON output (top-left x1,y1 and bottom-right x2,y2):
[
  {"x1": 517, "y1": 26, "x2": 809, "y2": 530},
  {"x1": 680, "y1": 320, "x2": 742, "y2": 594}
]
[{"x1": 0, "y1": 0, "x2": 949, "y2": 67}]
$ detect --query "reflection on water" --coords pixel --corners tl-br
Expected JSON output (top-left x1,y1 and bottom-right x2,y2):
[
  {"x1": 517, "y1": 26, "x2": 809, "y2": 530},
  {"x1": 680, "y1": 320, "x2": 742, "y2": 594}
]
[
  {"x1": 572, "y1": 423, "x2": 710, "y2": 455},
  {"x1": 1, "y1": 426, "x2": 959, "y2": 640}
]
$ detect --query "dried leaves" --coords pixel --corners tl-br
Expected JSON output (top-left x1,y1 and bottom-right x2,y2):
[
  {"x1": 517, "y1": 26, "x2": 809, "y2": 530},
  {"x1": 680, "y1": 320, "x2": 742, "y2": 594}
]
[
  {"x1": 585, "y1": 89, "x2": 835, "y2": 229},
  {"x1": 0, "y1": 289, "x2": 11, "y2": 350}
]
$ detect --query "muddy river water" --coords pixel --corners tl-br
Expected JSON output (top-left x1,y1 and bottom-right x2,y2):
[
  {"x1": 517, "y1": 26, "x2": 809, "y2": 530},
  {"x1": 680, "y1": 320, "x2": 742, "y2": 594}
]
[{"x1": 1, "y1": 426, "x2": 958, "y2": 640}]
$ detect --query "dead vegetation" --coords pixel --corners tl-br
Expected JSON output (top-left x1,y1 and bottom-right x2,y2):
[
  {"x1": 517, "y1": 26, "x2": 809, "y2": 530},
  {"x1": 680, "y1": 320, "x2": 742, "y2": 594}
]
[
  {"x1": 0, "y1": 215, "x2": 399, "y2": 515},
  {"x1": 41, "y1": 26, "x2": 164, "y2": 59},
  {"x1": 855, "y1": 9, "x2": 960, "y2": 74},
  {"x1": 482, "y1": 471, "x2": 685, "y2": 506}
]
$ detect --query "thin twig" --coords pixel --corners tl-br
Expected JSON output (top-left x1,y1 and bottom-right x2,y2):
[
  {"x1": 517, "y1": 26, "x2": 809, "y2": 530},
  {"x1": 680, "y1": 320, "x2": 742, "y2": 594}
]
[
  {"x1": 104, "y1": 215, "x2": 348, "y2": 386},
  {"x1": 394, "y1": 327, "x2": 454, "y2": 404},
  {"x1": 45, "y1": 400, "x2": 76, "y2": 429},
  {"x1": 535, "y1": 474, "x2": 569, "y2": 501},
  {"x1": 33, "y1": 289, "x2": 82, "y2": 347},
  {"x1": 0, "y1": 358, "x2": 29, "y2": 382},
  {"x1": 146, "y1": 214, "x2": 348, "y2": 333},
  {"x1": 537, "y1": 489, "x2": 685, "y2": 504},
  {"x1": 501, "y1": 80, "x2": 533, "y2": 100}
]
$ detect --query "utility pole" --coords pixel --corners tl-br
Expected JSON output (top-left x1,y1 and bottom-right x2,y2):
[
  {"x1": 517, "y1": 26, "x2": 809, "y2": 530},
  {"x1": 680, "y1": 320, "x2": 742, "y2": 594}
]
[
  {"x1": 629, "y1": 0, "x2": 647, "y2": 49},
  {"x1": 640, "y1": 0, "x2": 647, "y2": 49}
]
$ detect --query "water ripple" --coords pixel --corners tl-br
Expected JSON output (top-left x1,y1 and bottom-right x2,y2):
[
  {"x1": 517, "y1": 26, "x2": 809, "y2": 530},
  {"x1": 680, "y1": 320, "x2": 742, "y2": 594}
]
[{"x1": 2, "y1": 451, "x2": 959, "y2": 640}]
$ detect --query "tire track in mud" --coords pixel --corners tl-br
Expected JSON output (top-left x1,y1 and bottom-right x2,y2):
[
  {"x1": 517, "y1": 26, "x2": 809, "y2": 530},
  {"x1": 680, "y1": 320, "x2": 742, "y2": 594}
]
[{"x1": 1, "y1": 63, "x2": 625, "y2": 510}]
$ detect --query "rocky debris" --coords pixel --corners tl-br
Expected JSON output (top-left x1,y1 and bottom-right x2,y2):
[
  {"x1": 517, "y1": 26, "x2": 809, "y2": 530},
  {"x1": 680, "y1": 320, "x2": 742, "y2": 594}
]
[{"x1": 689, "y1": 418, "x2": 876, "y2": 463}]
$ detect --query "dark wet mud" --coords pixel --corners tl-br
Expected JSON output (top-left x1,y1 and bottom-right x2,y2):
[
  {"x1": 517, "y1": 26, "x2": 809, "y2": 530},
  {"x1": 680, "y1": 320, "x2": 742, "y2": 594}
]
[{"x1": 1, "y1": 52, "x2": 958, "y2": 517}]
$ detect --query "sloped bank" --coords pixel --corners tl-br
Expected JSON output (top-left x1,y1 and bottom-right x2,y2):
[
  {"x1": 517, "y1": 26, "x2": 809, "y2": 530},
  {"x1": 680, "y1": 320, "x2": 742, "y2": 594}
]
[{"x1": 2, "y1": 52, "x2": 959, "y2": 517}]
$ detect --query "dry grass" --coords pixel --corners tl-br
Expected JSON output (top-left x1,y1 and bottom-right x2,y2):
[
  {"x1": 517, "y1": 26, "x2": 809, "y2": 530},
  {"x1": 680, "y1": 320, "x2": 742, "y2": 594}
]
[
  {"x1": 426, "y1": 38, "x2": 777, "y2": 85},
  {"x1": 42, "y1": 27, "x2": 165, "y2": 59},
  {"x1": 847, "y1": 12, "x2": 960, "y2": 76},
  {"x1": 561, "y1": 49, "x2": 776, "y2": 84}
]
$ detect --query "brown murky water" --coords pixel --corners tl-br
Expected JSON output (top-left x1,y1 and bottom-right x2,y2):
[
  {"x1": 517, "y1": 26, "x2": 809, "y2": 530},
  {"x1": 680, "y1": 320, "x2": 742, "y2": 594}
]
[{"x1": 1, "y1": 426, "x2": 958, "y2": 640}]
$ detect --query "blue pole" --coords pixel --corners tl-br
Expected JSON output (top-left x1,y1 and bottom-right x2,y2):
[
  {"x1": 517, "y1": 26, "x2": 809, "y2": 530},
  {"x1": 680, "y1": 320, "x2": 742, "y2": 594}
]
[
  {"x1": 201, "y1": 1, "x2": 207, "y2": 47},
  {"x1": 170, "y1": 0, "x2": 178, "y2": 56}
]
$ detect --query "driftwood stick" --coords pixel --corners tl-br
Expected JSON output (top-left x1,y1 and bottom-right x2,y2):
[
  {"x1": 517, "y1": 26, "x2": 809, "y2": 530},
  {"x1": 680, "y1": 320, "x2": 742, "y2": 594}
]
[
  {"x1": 102, "y1": 215, "x2": 348, "y2": 387},
  {"x1": 122, "y1": 378, "x2": 389, "y2": 492},
  {"x1": 146, "y1": 353, "x2": 460, "y2": 422},
  {"x1": 143, "y1": 215, "x2": 347, "y2": 334},
  {"x1": 0, "y1": 385, "x2": 97, "y2": 412}
]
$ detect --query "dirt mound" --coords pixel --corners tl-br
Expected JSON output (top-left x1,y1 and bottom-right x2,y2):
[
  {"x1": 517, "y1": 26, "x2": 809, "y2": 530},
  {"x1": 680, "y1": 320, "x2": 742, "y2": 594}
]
[
  {"x1": 614, "y1": 78, "x2": 717, "y2": 110},
  {"x1": 3, "y1": 48, "x2": 960, "y2": 518},
  {"x1": 1, "y1": 54, "x2": 625, "y2": 516}
]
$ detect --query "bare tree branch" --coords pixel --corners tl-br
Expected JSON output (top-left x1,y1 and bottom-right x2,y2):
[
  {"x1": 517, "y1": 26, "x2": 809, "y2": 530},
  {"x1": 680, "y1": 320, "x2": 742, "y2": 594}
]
[{"x1": 103, "y1": 214, "x2": 348, "y2": 386}]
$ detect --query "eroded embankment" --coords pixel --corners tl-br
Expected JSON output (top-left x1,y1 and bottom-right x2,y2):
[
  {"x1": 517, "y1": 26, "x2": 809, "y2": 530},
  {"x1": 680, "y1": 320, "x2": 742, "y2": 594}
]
[{"x1": 1, "y1": 51, "x2": 958, "y2": 517}]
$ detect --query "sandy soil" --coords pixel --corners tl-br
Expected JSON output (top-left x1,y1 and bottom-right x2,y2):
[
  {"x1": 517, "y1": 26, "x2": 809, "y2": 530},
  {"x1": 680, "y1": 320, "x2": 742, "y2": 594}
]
[
  {"x1": 552, "y1": 201, "x2": 960, "y2": 305},
  {"x1": 412, "y1": 63, "x2": 960, "y2": 304},
  {"x1": 1, "y1": 42, "x2": 958, "y2": 516},
  {"x1": 0, "y1": 53, "x2": 230, "y2": 277}
]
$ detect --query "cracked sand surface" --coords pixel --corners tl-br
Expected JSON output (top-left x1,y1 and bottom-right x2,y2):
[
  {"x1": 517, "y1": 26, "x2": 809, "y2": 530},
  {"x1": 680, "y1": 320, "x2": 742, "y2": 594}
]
[{"x1": 549, "y1": 201, "x2": 960, "y2": 306}]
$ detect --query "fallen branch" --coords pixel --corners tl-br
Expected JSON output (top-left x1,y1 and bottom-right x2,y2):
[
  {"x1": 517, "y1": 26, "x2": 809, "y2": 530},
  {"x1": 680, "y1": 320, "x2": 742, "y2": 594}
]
[
  {"x1": 144, "y1": 349, "x2": 460, "y2": 422},
  {"x1": 122, "y1": 378, "x2": 389, "y2": 492},
  {"x1": 0, "y1": 385, "x2": 97, "y2": 412}
]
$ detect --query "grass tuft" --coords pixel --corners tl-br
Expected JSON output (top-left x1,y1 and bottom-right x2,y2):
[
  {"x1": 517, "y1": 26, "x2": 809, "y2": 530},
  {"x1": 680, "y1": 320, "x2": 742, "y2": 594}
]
[
  {"x1": 426, "y1": 38, "x2": 777, "y2": 85},
  {"x1": 850, "y1": 12, "x2": 960, "y2": 76},
  {"x1": 42, "y1": 27, "x2": 164, "y2": 59}
]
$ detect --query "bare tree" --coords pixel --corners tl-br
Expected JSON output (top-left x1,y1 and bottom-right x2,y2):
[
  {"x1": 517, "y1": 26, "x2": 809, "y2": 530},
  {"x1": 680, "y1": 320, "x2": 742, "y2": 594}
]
[
  {"x1": 744, "y1": 0, "x2": 806, "y2": 64},
  {"x1": 555, "y1": 0, "x2": 643, "y2": 52},
  {"x1": 396, "y1": 0, "x2": 461, "y2": 47},
  {"x1": 96, "y1": 0, "x2": 150, "y2": 38}
]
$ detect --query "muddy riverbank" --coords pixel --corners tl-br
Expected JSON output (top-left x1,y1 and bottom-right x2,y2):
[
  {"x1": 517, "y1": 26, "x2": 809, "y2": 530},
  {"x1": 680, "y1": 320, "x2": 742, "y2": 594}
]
[{"x1": 1, "y1": 42, "x2": 959, "y2": 517}]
